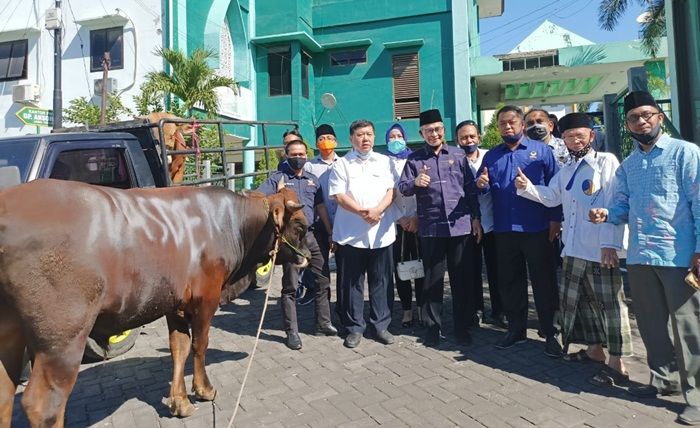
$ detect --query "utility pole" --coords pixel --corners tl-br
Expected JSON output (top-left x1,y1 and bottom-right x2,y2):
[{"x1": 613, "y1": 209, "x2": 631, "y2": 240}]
[
  {"x1": 52, "y1": 0, "x2": 62, "y2": 129},
  {"x1": 99, "y1": 52, "x2": 111, "y2": 125}
]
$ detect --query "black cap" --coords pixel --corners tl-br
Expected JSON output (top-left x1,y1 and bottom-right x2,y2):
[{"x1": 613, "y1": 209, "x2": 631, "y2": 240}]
[
  {"x1": 624, "y1": 90, "x2": 659, "y2": 115},
  {"x1": 558, "y1": 113, "x2": 592, "y2": 132},
  {"x1": 419, "y1": 109, "x2": 442, "y2": 126},
  {"x1": 315, "y1": 124, "x2": 336, "y2": 139}
]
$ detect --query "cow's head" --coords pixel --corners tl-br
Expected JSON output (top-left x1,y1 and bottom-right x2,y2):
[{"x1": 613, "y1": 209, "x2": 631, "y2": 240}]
[{"x1": 266, "y1": 177, "x2": 310, "y2": 267}]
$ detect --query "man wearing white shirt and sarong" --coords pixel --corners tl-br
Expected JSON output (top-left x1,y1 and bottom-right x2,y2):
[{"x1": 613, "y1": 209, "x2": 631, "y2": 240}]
[
  {"x1": 329, "y1": 119, "x2": 396, "y2": 349},
  {"x1": 515, "y1": 112, "x2": 632, "y2": 386}
]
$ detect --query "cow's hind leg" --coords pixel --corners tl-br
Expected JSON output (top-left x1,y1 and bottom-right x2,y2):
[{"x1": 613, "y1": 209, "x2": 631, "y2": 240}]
[
  {"x1": 166, "y1": 312, "x2": 195, "y2": 417},
  {"x1": 0, "y1": 308, "x2": 25, "y2": 428},
  {"x1": 21, "y1": 336, "x2": 86, "y2": 428},
  {"x1": 191, "y1": 301, "x2": 217, "y2": 401}
]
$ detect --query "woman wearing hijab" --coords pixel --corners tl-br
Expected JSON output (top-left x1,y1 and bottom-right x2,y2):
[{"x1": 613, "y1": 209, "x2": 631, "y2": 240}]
[{"x1": 385, "y1": 123, "x2": 423, "y2": 327}]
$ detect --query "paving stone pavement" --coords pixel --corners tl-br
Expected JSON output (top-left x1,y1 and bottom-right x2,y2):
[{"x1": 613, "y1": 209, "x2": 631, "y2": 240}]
[{"x1": 12, "y1": 268, "x2": 686, "y2": 427}]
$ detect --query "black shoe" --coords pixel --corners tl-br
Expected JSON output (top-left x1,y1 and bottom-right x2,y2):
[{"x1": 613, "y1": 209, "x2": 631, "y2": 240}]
[
  {"x1": 374, "y1": 329, "x2": 394, "y2": 345},
  {"x1": 344, "y1": 332, "x2": 362, "y2": 348},
  {"x1": 315, "y1": 323, "x2": 338, "y2": 336},
  {"x1": 628, "y1": 384, "x2": 682, "y2": 398},
  {"x1": 544, "y1": 335, "x2": 563, "y2": 358},
  {"x1": 678, "y1": 405, "x2": 700, "y2": 425},
  {"x1": 423, "y1": 327, "x2": 440, "y2": 347},
  {"x1": 285, "y1": 331, "x2": 302, "y2": 350},
  {"x1": 483, "y1": 313, "x2": 508, "y2": 329},
  {"x1": 495, "y1": 331, "x2": 526, "y2": 349},
  {"x1": 456, "y1": 331, "x2": 473, "y2": 346}
]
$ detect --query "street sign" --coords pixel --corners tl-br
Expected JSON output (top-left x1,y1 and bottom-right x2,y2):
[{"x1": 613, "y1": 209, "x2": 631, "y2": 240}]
[{"x1": 15, "y1": 106, "x2": 53, "y2": 127}]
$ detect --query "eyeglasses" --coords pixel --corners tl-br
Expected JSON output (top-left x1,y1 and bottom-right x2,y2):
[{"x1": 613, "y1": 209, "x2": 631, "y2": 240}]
[
  {"x1": 626, "y1": 111, "x2": 660, "y2": 124},
  {"x1": 563, "y1": 132, "x2": 592, "y2": 142},
  {"x1": 422, "y1": 125, "x2": 444, "y2": 135}
]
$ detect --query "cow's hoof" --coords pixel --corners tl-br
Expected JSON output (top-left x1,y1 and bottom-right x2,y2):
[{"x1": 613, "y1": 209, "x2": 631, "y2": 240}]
[
  {"x1": 168, "y1": 396, "x2": 196, "y2": 417},
  {"x1": 194, "y1": 386, "x2": 217, "y2": 401}
]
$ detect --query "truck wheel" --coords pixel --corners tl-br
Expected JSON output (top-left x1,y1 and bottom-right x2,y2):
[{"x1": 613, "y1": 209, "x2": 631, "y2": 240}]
[{"x1": 83, "y1": 328, "x2": 140, "y2": 363}]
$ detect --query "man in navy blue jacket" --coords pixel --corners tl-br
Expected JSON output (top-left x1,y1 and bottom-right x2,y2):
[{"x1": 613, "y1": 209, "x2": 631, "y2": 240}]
[{"x1": 476, "y1": 105, "x2": 563, "y2": 357}]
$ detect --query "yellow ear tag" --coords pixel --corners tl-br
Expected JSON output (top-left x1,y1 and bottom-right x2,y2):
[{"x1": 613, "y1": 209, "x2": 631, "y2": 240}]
[{"x1": 256, "y1": 260, "x2": 272, "y2": 276}]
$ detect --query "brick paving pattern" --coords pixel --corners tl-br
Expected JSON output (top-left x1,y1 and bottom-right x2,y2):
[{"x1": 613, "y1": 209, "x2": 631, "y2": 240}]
[{"x1": 12, "y1": 269, "x2": 685, "y2": 427}]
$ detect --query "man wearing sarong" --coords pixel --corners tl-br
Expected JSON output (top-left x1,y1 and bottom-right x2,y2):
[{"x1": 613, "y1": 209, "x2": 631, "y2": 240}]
[{"x1": 515, "y1": 112, "x2": 632, "y2": 385}]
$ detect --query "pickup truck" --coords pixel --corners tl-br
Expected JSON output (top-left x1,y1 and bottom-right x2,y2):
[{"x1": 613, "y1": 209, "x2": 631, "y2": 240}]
[{"x1": 0, "y1": 118, "x2": 294, "y2": 361}]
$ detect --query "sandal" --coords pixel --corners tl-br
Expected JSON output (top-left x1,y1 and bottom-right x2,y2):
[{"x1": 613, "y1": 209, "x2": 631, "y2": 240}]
[
  {"x1": 589, "y1": 366, "x2": 630, "y2": 387},
  {"x1": 563, "y1": 350, "x2": 604, "y2": 363}
]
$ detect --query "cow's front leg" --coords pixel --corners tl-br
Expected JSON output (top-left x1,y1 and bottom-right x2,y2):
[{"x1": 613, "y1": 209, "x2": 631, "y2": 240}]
[
  {"x1": 0, "y1": 309, "x2": 25, "y2": 427},
  {"x1": 166, "y1": 312, "x2": 195, "y2": 417},
  {"x1": 191, "y1": 301, "x2": 217, "y2": 401}
]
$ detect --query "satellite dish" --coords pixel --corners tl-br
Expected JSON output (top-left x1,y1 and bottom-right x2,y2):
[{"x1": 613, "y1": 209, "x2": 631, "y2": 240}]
[
  {"x1": 636, "y1": 12, "x2": 652, "y2": 23},
  {"x1": 320, "y1": 93, "x2": 337, "y2": 109}
]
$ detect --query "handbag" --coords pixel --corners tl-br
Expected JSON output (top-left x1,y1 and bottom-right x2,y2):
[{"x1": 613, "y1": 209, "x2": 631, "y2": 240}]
[{"x1": 396, "y1": 231, "x2": 424, "y2": 281}]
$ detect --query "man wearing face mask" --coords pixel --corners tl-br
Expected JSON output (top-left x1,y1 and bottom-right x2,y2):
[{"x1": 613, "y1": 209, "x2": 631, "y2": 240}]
[
  {"x1": 257, "y1": 139, "x2": 337, "y2": 350},
  {"x1": 304, "y1": 125, "x2": 340, "y2": 308},
  {"x1": 476, "y1": 105, "x2": 563, "y2": 357},
  {"x1": 328, "y1": 119, "x2": 397, "y2": 349},
  {"x1": 524, "y1": 108, "x2": 570, "y2": 168},
  {"x1": 398, "y1": 109, "x2": 481, "y2": 347},
  {"x1": 589, "y1": 91, "x2": 700, "y2": 425},
  {"x1": 515, "y1": 112, "x2": 632, "y2": 387},
  {"x1": 455, "y1": 120, "x2": 505, "y2": 328}
]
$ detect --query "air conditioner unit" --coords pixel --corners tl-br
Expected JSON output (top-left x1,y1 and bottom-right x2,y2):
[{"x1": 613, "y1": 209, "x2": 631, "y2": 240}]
[
  {"x1": 94, "y1": 78, "x2": 118, "y2": 94},
  {"x1": 12, "y1": 84, "x2": 41, "y2": 104}
]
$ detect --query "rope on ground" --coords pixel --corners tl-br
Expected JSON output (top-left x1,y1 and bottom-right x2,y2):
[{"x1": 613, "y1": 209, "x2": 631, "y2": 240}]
[{"x1": 226, "y1": 244, "x2": 279, "y2": 428}]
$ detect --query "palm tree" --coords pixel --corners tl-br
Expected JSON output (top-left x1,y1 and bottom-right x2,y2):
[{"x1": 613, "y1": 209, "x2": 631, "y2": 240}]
[
  {"x1": 598, "y1": 0, "x2": 666, "y2": 57},
  {"x1": 142, "y1": 48, "x2": 238, "y2": 117}
]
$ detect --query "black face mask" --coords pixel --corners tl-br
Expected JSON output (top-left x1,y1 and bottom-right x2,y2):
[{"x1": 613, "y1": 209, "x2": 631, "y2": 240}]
[
  {"x1": 630, "y1": 124, "x2": 662, "y2": 145},
  {"x1": 287, "y1": 157, "x2": 307, "y2": 171},
  {"x1": 568, "y1": 143, "x2": 592, "y2": 160},
  {"x1": 526, "y1": 124, "x2": 548, "y2": 141}
]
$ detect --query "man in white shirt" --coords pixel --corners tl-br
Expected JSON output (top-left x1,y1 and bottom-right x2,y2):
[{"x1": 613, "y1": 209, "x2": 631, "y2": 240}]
[
  {"x1": 328, "y1": 119, "x2": 396, "y2": 348},
  {"x1": 515, "y1": 112, "x2": 632, "y2": 385}
]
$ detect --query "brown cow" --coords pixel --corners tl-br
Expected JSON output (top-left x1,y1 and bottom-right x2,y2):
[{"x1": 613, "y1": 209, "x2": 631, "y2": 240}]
[{"x1": 0, "y1": 178, "x2": 309, "y2": 426}]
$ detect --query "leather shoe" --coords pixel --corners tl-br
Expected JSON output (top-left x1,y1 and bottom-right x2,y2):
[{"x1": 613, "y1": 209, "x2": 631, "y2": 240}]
[
  {"x1": 285, "y1": 331, "x2": 302, "y2": 350},
  {"x1": 374, "y1": 329, "x2": 394, "y2": 345},
  {"x1": 495, "y1": 331, "x2": 526, "y2": 349},
  {"x1": 544, "y1": 335, "x2": 563, "y2": 358},
  {"x1": 456, "y1": 331, "x2": 473, "y2": 346},
  {"x1": 628, "y1": 384, "x2": 682, "y2": 398},
  {"x1": 344, "y1": 332, "x2": 362, "y2": 348},
  {"x1": 423, "y1": 327, "x2": 440, "y2": 347},
  {"x1": 678, "y1": 405, "x2": 700, "y2": 425},
  {"x1": 315, "y1": 323, "x2": 338, "y2": 336}
]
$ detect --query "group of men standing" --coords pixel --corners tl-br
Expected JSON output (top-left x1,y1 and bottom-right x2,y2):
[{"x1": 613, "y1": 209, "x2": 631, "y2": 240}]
[{"x1": 257, "y1": 89, "x2": 700, "y2": 425}]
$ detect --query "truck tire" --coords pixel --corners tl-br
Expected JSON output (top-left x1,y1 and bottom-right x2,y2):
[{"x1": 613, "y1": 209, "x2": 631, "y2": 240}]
[{"x1": 82, "y1": 328, "x2": 140, "y2": 363}]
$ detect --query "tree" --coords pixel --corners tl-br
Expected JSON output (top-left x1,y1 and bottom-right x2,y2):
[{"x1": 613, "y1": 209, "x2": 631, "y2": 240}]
[
  {"x1": 141, "y1": 47, "x2": 238, "y2": 117},
  {"x1": 481, "y1": 103, "x2": 505, "y2": 149},
  {"x1": 63, "y1": 93, "x2": 132, "y2": 126},
  {"x1": 598, "y1": 0, "x2": 666, "y2": 57}
]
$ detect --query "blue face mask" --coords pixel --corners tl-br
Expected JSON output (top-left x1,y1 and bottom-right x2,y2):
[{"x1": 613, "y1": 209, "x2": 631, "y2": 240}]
[
  {"x1": 501, "y1": 132, "x2": 523, "y2": 145},
  {"x1": 387, "y1": 139, "x2": 407, "y2": 154},
  {"x1": 462, "y1": 144, "x2": 478, "y2": 155},
  {"x1": 355, "y1": 149, "x2": 371, "y2": 160}
]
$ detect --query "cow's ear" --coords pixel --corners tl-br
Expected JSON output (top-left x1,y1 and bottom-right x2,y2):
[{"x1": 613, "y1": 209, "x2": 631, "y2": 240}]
[{"x1": 272, "y1": 202, "x2": 285, "y2": 230}]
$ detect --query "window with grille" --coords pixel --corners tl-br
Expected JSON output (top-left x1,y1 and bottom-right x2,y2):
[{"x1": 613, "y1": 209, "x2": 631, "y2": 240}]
[
  {"x1": 90, "y1": 27, "x2": 124, "y2": 71},
  {"x1": 392, "y1": 53, "x2": 420, "y2": 119},
  {"x1": 0, "y1": 39, "x2": 28, "y2": 82},
  {"x1": 268, "y1": 45, "x2": 291, "y2": 96}
]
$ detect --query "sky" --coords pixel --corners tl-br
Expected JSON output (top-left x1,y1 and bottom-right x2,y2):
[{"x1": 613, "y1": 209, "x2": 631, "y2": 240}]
[{"x1": 478, "y1": 0, "x2": 648, "y2": 56}]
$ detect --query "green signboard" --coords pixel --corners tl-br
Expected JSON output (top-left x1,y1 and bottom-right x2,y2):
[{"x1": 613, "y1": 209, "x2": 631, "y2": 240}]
[{"x1": 15, "y1": 106, "x2": 53, "y2": 127}]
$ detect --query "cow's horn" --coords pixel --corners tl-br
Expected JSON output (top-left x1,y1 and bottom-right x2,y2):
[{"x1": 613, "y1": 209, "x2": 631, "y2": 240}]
[
  {"x1": 286, "y1": 200, "x2": 303, "y2": 210},
  {"x1": 277, "y1": 176, "x2": 285, "y2": 192}
]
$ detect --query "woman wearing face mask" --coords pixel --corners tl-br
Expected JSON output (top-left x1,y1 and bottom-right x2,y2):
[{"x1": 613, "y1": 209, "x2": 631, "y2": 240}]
[{"x1": 385, "y1": 123, "x2": 423, "y2": 328}]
